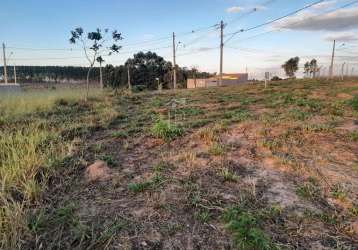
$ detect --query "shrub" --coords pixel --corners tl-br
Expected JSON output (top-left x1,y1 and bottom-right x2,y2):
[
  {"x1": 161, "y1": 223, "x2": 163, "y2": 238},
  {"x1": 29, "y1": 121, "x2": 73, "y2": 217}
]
[
  {"x1": 271, "y1": 76, "x2": 282, "y2": 81},
  {"x1": 151, "y1": 119, "x2": 183, "y2": 141},
  {"x1": 222, "y1": 208, "x2": 274, "y2": 250}
]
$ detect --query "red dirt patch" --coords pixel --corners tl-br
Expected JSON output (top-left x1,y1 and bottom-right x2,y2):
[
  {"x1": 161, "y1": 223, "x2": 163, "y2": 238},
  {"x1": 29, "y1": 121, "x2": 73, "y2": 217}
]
[{"x1": 84, "y1": 160, "x2": 112, "y2": 182}]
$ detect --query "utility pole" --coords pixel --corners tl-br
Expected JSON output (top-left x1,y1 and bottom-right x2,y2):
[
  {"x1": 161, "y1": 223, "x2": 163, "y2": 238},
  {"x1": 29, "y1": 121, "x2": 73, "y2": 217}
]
[
  {"x1": 2, "y1": 43, "x2": 8, "y2": 84},
  {"x1": 172, "y1": 32, "x2": 177, "y2": 89},
  {"x1": 329, "y1": 40, "x2": 335, "y2": 79},
  {"x1": 219, "y1": 20, "x2": 224, "y2": 86},
  {"x1": 341, "y1": 62, "x2": 346, "y2": 81},
  {"x1": 14, "y1": 64, "x2": 17, "y2": 84},
  {"x1": 351, "y1": 67, "x2": 355, "y2": 77},
  {"x1": 99, "y1": 61, "x2": 103, "y2": 89},
  {"x1": 127, "y1": 65, "x2": 131, "y2": 92}
]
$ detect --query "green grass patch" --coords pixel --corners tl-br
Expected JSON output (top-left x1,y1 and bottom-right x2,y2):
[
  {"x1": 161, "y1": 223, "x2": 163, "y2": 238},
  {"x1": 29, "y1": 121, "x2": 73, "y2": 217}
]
[
  {"x1": 347, "y1": 131, "x2": 358, "y2": 142},
  {"x1": 296, "y1": 182, "x2": 320, "y2": 200},
  {"x1": 128, "y1": 173, "x2": 165, "y2": 193},
  {"x1": 218, "y1": 168, "x2": 239, "y2": 182},
  {"x1": 209, "y1": 143, "x2": 226, "y2": 156},
  {"x1": 151, "y1": 119, "x2": 183, "y2": 141},
  {"x1": 221, "y1": 207, "x2": 276, "y2": 250},
  {"x1": 99, "y1": 155, "x2": 117, "y2": 167},
  {"x1": 111, "y1": 130, "x2": 129, "y2": 139},
  {"x1": 348, "y1": 95, "x2": 358, "y2": 111}
]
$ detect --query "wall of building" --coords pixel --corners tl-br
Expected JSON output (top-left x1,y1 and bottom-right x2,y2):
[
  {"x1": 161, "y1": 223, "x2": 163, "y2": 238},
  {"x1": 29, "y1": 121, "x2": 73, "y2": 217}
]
[
  {"x1": 187, "y1": 74, "x2": 248, "y2": 89},
  {"x1": 0, "y1": 84, "x2": 22, "y2": 94}
]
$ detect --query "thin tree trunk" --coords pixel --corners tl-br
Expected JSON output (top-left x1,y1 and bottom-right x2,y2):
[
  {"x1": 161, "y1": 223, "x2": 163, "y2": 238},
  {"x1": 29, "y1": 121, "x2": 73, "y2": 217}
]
[
  {"x1": 86, "y1": 66, "x2": 93, "y2": 102},
  {"x1": 100, "y1": 62, "x2": 103, "y2": 89}
]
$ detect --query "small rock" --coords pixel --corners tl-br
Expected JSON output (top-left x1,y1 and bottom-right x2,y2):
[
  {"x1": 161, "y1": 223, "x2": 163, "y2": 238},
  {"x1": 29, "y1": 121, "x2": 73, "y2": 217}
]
[{"x1": 84, "y1": 160, "x2": 112, "y2": 182}]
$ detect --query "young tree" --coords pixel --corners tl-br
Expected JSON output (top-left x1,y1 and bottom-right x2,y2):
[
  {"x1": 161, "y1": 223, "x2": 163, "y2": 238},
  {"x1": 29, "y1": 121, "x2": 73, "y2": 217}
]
[
  {"x1": 96, "y1": 56, "x2": 105, "y2": 89},
  {"x1": 303, "y1": 59, "x2": 319, "y2": 78},
  {"x1": 304, "y1": 61, "x2": 311, "y2": 78},
  {"x1": 282, "y1": 57, "x2": 300, "y2": 78},
  {"x1": 69, "y1": 27, "x2": 123, "y2": 100},
  {"x1": 310, "y1": 59, "x2": 318, "y2": 78}
]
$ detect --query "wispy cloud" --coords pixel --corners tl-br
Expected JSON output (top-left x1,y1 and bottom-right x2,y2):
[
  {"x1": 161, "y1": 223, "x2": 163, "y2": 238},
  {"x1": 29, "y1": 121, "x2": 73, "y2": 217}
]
[
  {"x1": 226, "y1": 6, "x2": 245, "y2": 13},
  {"x1": 324, "y1": 31, "x2": 358, "y2": 41},
  {"x1": 272, "y1": 7, "x2": 358, "y2": 31},
  {"x1": 311, "y1": 0, "x2": 336, "y2": 10},
  {"x1": 226, "y1": 5, "x2": 267, "y2": 14}
]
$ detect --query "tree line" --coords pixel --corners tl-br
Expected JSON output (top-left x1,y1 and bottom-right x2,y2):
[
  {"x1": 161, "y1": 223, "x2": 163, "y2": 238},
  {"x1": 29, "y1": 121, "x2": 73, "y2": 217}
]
[
  {"x1": 0, "y1": 66, "x2": 100, "y2": 83},
  {"x1": 0, "y1": 52, "x2": 212, "y2": 89}
]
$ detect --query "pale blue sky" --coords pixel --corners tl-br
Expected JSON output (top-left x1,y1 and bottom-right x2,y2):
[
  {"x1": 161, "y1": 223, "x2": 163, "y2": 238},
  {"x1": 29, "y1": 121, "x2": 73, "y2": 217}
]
[{"x1": 1, "y1": 0, "x2": 358, "y2": 77}]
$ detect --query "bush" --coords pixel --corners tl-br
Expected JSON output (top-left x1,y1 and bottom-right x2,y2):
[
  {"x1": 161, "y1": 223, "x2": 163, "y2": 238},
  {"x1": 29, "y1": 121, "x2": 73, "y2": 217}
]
[
  {"x1": 271, "y1": 76, "x2": 282, "y2": 81},
  {"x1": 151, "y1": 119, "x2": 183, "y2": 141}
]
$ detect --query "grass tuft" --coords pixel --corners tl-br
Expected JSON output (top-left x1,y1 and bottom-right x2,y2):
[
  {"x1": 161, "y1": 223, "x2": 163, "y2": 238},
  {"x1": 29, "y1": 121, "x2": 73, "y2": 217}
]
[{"x1": 151, "y1": 119, "x2": 183, "y2": 141}]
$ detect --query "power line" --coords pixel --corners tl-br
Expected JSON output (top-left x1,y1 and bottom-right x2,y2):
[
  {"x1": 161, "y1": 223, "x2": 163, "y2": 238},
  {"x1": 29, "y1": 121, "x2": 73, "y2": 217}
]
[
  {"x1": 176, "y1": 47, "x2": 219, "y2": 57},
  {"x1": 226, "y1": 0, "x2": 358, "y2": 45},
  {"x1": 6, "y1": 25, "x2": 218, "y2": 52},
  {"x1": 8, "y1": 46, "x2": 172, "y2": 62},
  {"x1": 224, "y1": 0, "x2": 326, "y2": 44},
  {"x1": 226, "y1": 0, "x2": 278, "y2": 26}
]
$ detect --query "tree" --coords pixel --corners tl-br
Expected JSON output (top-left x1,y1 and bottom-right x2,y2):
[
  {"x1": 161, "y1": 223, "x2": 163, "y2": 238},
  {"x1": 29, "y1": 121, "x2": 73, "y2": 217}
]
[
  {"x1": 271, "y1": 76, "x2": 282, "y2": 81},
  {"x1": 282, "y1": 57, "x2": 300, "y2": 78},
  {"x1": 303, "y1": 59, "x2": 319, "y2": 78},
  {"x1": 96, "y1": 56, "x2": 105, "y2": 89},
  {"x1": 125, "y1": 52, "x2": 173, "y2": 89},
  {"x1": 304, "y1": 61, "x2": 311, "y2": 78},
  {"x1": 310, "y1": 59, "x2": 318, "y2": 78},
  {"x1": 69, "y1": 27, "x2": 123, "y2": 100}
]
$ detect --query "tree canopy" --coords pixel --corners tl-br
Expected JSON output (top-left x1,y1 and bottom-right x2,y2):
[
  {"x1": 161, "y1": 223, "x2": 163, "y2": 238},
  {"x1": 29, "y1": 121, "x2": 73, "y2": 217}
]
[{"x1": 282, "y1": 57, "x2": 300, "y2": 78}]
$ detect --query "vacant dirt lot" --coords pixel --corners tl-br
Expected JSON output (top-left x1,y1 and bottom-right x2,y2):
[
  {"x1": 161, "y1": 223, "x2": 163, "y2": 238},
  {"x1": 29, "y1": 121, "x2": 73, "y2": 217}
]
[{"x1": 7, "y1": 79, "x2": 358, "y2": 249}]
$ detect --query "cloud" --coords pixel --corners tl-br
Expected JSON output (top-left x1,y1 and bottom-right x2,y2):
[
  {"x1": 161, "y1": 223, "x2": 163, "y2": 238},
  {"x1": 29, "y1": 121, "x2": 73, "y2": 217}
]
[
  {"x1": 324, "y1": 32, "x2": 358, "y2": 41},
  {"x1": 311, "y1": 0, "x2": 336, "y2": 10},
  {"x1": 226, "y1": 5, "x2": 267, "y2": 14},
  {"x1": 272, "y1": 7, "x2": 358, "y2": 31},
  {"x1": 226, "y1": 6, "x2": 245, "y2": 13}
]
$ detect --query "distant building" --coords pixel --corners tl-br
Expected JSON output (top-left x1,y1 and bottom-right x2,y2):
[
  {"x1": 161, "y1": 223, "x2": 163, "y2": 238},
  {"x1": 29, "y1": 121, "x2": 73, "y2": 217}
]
[
  {"x1": 0, "y1": 84, "x2": 22, "y2": 94},
  {"x1": 187, "y1": 73, "x2": 248, "y2": 89}
]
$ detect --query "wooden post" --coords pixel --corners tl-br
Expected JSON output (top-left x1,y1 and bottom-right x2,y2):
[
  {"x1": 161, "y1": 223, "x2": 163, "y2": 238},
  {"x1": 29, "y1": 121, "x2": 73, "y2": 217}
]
[
  {"x1": 2, "y1": 43, "x2": 8, "y2": 84},
  {"x1": 172, "y1": 32, "x2": 177, "y2": 89},
  {"x1": 219, "y1": 20, "x2": 224, "y2": 86}
]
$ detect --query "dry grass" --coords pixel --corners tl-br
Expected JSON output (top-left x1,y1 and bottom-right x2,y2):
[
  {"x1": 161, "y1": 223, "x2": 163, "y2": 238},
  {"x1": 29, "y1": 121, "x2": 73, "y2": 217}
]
[
  {"x1": 0, "y1": 88, "x2": 116, "y2": 248},
  {"x1": 1, "y1": 79, "x2": 358, "y2": 248}
]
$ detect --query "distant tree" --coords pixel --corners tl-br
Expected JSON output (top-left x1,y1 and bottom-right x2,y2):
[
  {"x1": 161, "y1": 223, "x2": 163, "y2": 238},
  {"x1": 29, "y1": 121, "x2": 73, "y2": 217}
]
[
  {"x1": 304, "y1": 61, "x2": 311, "y2": 78},
  {"x1": 69, "y1": 27, "x2": 123, "y2": 100},
  {"x1": 310, "y1": 59, "x2": 318, "y2": 78},
  {"x1": 282, "y1": 57, "x2": 300, "y2": 78},
  {"x1": 125, "y1": 52, "x2": 172, "y2": 89},
  {"x1": 271, "y1": 76, "x2": 282, "y2": 81},
  {"x1": 303, "y1": 59, "x2": 319, "y2": 78}
]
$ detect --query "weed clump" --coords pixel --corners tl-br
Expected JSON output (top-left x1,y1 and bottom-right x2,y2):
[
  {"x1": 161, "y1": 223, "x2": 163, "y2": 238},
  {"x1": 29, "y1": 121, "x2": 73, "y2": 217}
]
[
  {"x1": 349, "y1": 95, "x2": 358, "y2": 111},
  {"x1": 151, "y1": 119, "x2": 183, "y2": 141},
  {"x1": 221, "y1": 207, "x2": 275, "y2": 250},
  {"x1": 128, "y1": 173, "x2": 165, "y2": 193}
]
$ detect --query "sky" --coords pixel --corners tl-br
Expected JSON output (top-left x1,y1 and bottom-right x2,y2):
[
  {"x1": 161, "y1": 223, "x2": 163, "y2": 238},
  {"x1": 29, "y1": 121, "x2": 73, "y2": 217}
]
[{"x1": 1, "y1": 0, "x2": 358, "y2": 78}]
